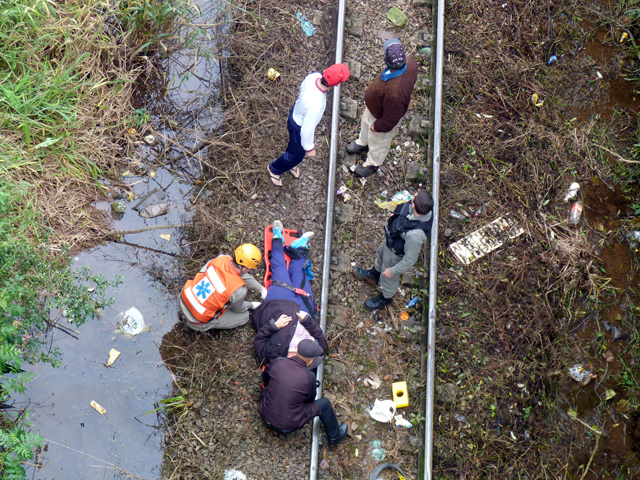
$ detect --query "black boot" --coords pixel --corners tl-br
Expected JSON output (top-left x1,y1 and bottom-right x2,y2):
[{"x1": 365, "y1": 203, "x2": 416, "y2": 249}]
[
  {"x1": 346, "y1": 142, "x2": 369, "y2": 155},
  {"x1": 354, "y1": 164, "x2": 379, "y2": 177},
  {"x1": 328, "y1": 423, "x2": 348, "y2": 447},
  {"x1": 365, "y1": 294, "x2": 393, "y2": 310},
  {"x1": 354, "y1": 267, "x2": 380, "y2": 285}
]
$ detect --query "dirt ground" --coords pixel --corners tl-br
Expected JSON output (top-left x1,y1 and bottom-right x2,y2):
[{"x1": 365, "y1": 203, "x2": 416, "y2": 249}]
[{"x1": 155, "y1": 0, "x2": 640, "y2": 479}]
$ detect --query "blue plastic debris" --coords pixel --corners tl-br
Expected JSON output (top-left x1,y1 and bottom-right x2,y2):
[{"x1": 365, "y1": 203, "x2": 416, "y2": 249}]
[
  {"x1": 296, "y1": 12, "x2": 316, "y2": 37},
  {"x1": 368, "y1": 440, "x2": 386, "y2": 461}
]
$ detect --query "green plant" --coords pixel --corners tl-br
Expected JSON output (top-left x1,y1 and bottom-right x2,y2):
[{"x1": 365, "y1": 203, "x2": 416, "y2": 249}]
[{"x1": 409, "y1": 412, "x2": 426, "y2": 426}]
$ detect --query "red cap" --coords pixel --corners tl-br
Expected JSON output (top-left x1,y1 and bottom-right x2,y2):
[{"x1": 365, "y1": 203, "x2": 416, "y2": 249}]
[{"x1": 322, "y1": 63, "x2": 350, "y2": 87}]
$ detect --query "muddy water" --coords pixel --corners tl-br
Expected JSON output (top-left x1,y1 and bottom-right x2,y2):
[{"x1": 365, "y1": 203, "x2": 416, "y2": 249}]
[{"x1": 21, "y1": 2, "x2": 223, "y2": 479}]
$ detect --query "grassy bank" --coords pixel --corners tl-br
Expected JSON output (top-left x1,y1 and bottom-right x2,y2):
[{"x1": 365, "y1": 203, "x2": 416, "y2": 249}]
[{"x1": 0, "y1": 0, "x2": 191, "y2": 476}]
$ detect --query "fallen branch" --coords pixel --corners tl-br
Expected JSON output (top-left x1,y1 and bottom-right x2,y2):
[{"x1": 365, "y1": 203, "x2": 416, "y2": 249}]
[
  {"x1": 112, "y1": 224, "x2": 188, "y2": 236},
  {"x1": 592, "y1": 143, "x2": 640, "y2": 164}
]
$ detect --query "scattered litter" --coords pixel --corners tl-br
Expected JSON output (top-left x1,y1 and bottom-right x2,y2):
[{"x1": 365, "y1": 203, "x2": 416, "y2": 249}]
[
  {"x1": 360, "y1": 177, "x2": 367, "y2": 187},
  {"x1": 449, "y1": 209, "x2": 466, "y2": 221},
  {"x1": 394, "y1": 414, "x2": 412, "y2": 428},
  {"x1": 369, "y1": 399, "x2": 396, "y2": 423},
  {"x1": 387, "y1": 6, "x2": 407, "y2": 26},
  {"x1": 547, "y1": 54, "x2": 557, "y2": 65},
  {"x1": 363, "y1": 375, "x2": 382, "y2": 390},
  {"x1": 112, "y1": 200, "x2": 126, "y2": 213},
  {"x1": 454, "y1": 413, "x2": 467, "y2": 423},
  {"x1": 375, "y1": 190, "x2": 412, "y2": 211},
  {"x1": 159, "y1": 233, "x2": 171, "y2": 242},
  {"x1": 337, "y1": 185, "x2": 348, "y2": 195},
  {"x1": 148, "y1": 171, "x2": 156, "y2": 178},
  {"x1": 143, "y1": 134, "x2": 157, "y2": 146},
  {"x1": 474, "y1": 202, "x2": 489, "y2": 216},
  {"x1": 223, "y1": 470, "x2": 247, "y2": 480},
  {"x1": 90, "y1": 400, "x2": 106, "y2": 414},
  {"x1": 368, "y1": 440, "x2": 386, "y2": 461},
  {"x1": 342, "y1": 192, "x2": 352, "y2": 202},
  {"x1": 266, "y1": 67, "x2": 280, "y2": 81},
  {"x1": 449, "y1": 214, "x2": 524, "y2": 264},
  {"x1": 127, "y1": 128, "x2": 137, "y2": 136},
  {"x1": 380, "y1": 189, "x2": 388, "y2": 198},
  {"x1": 611, "y1": 324, "x2": 626, "y2": 340},
  {"x1": 117, "y1": 307, "x2": 145, "y2": 336},
  {"x1": 603, "y1": 350, "x2": 614, "y2": 363},
  {"x1": 296, "y1": 12, "x2": 316, "y2": 36},
  {"x1": 605, "y1": 389, "x2": 616, "y2": 400},
  {"x1": 139, "y1": 202, "x2": 169, "y2": 218},
  {"x1": 603, "y1": 321, "x2": 611, "y2": 331},
  {"x1": 621, "y1": 32, "x2": 629, "y2": 43},
  {"x1": 596, "y1": 71, "x2": 603, "y2": 79},
  {"x1": 405, "y1": 296, "x2": 419, "y2": 308},
  {"x1": 568, "y1": 364, "x2": 596, "y2": 385},
  {"x1": 531, "y1": 93, "x2": 544, "y2": 107},
  {"x1": 563, "y1": 182, "x2": 580, "y2": 202},
  {"x1": 105, "y1": 348, "x2": 121, "y2": 366},
  {"x1": 133, "y1": 188, "x2": 166, "y2": 211},
  {"x1": 87, "y1": 287, "x2": 95, "y2": 293},
  {"x1": 392, "y1": 381, "x2": 409, "y2": 408},
  {"x1": 399, "y1": 311, "x2": 410, "y2": 321},
  {"x1": 568, "y1": 201, "x2": 583, "y2": 225},
  {"x1": 319, "y1": 459, "x2": 329, "y2": 469}
]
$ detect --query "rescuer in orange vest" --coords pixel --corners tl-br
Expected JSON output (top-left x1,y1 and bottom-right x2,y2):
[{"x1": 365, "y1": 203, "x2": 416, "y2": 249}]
[{"x1": 179, "y1": 244, "x2": 267, "y2": 331}]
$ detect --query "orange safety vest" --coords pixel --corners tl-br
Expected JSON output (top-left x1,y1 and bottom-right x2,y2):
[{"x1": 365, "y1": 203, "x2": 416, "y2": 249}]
[{"x1": 180, "y1": 256, "x2": 247, "y2": 323}]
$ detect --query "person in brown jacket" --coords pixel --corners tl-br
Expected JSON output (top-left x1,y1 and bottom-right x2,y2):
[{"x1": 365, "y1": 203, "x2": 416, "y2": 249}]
[{"x1": 347, "y1": 38, "x2": 418, "y2": 177}]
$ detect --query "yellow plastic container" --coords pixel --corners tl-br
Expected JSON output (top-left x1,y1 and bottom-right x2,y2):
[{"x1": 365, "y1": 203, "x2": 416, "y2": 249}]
[{"x1": 392, "y1": 381, "x2": 409, "y2": 408}]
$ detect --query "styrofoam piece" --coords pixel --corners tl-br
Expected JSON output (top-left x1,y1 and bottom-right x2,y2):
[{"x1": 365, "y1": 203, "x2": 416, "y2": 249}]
[{"x1": 449, "y1": 215, "x2": 524, "y2": 264}]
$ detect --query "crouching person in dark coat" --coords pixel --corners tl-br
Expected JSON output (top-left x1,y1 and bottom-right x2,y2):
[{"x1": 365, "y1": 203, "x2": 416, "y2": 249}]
[
  {"x1": 258, "y1": 340, "x2": 348, "y2": 447},
  {"x1": 252, "y1": 299, "x2": 328, "y2": 366}
]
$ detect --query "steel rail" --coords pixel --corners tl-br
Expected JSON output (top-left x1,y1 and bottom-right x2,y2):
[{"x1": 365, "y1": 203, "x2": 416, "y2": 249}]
[
  {"x1": 309, "y1": 0, "x2": 346, "y2": 477},
  {"x1": 424, "y1": 0, "x2": 445, "y2": 476}
]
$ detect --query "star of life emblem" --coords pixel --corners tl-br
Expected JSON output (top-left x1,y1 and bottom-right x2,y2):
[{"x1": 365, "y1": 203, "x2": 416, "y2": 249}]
[{"x1": 194, "y1": 278, "x2": 212, "y2": 301}]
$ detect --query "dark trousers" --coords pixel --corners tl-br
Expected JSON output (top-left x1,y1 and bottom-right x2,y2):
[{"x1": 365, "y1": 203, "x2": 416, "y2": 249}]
[
  {"x1": 269, "y1": 108, "x2": 306, "y2": 175},
  {"x1": 265, "y1": 398, "x2": 340, "y2": 440},
  {"x1": 265, "y1": 238, "x2": 314, "y2": 313}
]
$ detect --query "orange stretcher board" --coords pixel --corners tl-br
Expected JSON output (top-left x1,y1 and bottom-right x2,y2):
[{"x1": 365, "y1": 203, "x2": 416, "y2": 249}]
[{"x1": 263, "y1": 225, "x2": 301, "y2": 288}]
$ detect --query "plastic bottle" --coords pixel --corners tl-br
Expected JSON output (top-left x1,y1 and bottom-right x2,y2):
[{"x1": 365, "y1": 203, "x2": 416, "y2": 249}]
[
  {"x1": 406, "y1": 296, "x2": 419, "y2": 308},
  {"x1": 568, "y1": 202, "x2": 583, "y2": 225},
  {"x1": 450, "y1": 210, "x2": 466, "y2": 220}
]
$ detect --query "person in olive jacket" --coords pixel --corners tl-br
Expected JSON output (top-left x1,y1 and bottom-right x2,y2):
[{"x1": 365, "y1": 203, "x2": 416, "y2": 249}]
[
  {"x1": 252, "y1": 299, "x2": 328, "y2": 366},
  {"x1": 258, "y1": 340, "x2": 348, "y2": 447}
]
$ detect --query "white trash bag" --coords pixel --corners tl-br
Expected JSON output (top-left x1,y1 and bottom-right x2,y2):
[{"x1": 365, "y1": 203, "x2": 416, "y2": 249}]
[
  {"x1": 369, "y1": 399, "x2": 397, "y2": 423},
  {"x1": 117, "y1": 307, "x2": 145, "y2": 336}
]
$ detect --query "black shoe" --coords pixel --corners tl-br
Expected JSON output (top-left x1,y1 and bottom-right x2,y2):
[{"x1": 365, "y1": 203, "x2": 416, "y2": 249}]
[
  {"x1": 346, "y1": 142, "x2": 369, "y2": 155},
  {"x1": 354, "y1": 164, "x2": 379, "y2": 177},
  {"x1": 328, "y1": 423, "x2": 348, "y2": 447},
  {"x1": 354, "y1": 267, "x2": 380, "y2": 285},
  {"x1": 365, "y1": 294, "x2": 393, "y2": 310}
]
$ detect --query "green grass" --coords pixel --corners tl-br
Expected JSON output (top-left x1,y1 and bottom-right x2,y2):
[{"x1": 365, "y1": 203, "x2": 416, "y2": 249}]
[{"x1": 0, "y1": 1, "x2": 193, "y2": 477}]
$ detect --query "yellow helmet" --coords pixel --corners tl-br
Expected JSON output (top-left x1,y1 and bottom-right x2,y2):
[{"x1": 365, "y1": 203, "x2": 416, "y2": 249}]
[{"x1": 234, "y1": 243, "x2": 261, "y2": 269}]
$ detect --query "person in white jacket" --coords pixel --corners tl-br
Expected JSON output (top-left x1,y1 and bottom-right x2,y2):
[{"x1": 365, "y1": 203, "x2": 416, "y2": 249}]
[{"x1": 267, "y1": 64, "x2": 350, "y2": 187}]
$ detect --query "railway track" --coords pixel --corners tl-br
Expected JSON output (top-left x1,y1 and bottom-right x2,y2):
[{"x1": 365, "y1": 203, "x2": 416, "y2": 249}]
[{"x1": 308, "y1": 0, "x2": 443, "y2": 478}]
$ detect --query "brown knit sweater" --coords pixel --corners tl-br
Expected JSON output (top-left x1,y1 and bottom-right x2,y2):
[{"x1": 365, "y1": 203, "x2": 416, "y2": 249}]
[{"x1": 364, "y1": 56, "x2": 418, "y2": 133}]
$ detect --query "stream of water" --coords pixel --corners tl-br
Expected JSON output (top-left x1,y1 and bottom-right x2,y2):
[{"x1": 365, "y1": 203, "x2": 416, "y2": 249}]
[{"x1": 20, "y1": 2, "x2": 222, "y2": 478}]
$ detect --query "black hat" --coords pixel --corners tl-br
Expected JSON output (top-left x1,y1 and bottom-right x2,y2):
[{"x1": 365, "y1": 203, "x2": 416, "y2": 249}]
[
  {"x1": 383, "y1": 38, "x2": 406, "y2": 70},
  {"x1": 297, "y1": 339, "x2": 324, "y2": 369}
]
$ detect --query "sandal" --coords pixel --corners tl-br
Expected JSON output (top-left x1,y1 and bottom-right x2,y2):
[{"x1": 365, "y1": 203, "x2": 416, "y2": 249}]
[
  {"x1": 290, "y1": 166, "x2": 301, "y2": 179},
  {"x1": 268, "y1": 165, "x2": 282, "y2": 187}
]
